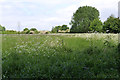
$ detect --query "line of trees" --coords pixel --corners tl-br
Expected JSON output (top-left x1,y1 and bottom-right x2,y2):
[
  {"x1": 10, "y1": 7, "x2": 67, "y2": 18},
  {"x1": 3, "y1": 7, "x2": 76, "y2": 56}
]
[
  {"x1": 51, "y1": 6, "x2": 120, "y2": 33},
  {"x1": 70, "y1": 6, "x2": 120, "y2": 33},
  {"x1": 0, "y1": 25, "x2": 39, "y2": 34},
  {"x1": 21, "y1": 28, "x2": 38, "y2": 34},
  {"x1": 51, "y1": 25, "x2": 69, "y2": 33},
  {"x1": 0, "y1": 25, "x2": 18, "y2": 34}
]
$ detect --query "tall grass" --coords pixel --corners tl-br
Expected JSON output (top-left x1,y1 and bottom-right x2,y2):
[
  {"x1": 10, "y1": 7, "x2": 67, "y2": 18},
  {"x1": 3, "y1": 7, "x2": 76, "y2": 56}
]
[{"x1": 2, "y1": 34, "x2": 119, "y2": 78}]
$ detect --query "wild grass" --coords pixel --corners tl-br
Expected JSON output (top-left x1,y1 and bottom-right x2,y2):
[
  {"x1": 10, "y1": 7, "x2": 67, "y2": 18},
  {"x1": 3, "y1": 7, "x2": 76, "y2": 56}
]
[{"x1": 2, "y1": 34, "x2": 119, "y2": 78}]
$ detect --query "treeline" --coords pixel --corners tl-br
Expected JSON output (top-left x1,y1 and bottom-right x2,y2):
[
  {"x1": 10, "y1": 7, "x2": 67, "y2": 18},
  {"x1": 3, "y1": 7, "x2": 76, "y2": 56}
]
[
  {"x1": 52, "y1": 6, "x2": 120, "y2": 33},
  {"x1": 0, "y1": 26, "x2": 40, "y2": 34},
  {"x1": 0, "y1": 25, "x2": 18, "y2": 34},
  {"x1": 0, "y1": 26, "x2": 50, "y2": 34},
  {"x1": 51, "y1": 25, "x2": 69, "y2": 33},
  {"x1": 21, "y1": 28, "x2": 39, "y2": 34}
]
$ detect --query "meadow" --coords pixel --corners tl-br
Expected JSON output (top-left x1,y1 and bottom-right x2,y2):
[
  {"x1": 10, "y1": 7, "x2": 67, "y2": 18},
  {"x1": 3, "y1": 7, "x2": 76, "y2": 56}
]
[{"x1": 2, "y1": 33, "x2": 120, "y2": 78}]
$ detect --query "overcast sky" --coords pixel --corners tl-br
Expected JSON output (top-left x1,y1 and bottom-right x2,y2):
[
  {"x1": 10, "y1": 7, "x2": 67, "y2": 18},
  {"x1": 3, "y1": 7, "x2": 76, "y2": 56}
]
[{"x1": 0, "y1": 0, "x2": 119, "y2": 31}]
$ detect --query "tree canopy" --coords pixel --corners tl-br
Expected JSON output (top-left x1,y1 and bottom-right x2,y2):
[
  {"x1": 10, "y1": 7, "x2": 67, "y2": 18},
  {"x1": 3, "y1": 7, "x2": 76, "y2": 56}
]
[
  {"x1": 61, "y1": 25, "x2": 69, "y2": 30},
  {"x1": 23, "y1": 28, "x2": 29, "y2": 31},
  {"x1": 70, "y1": 6, "x2": 99, "y2": 33},
  {"x1": 103, "y1": 16, "x2": 120, "y2": 33},
  {"x1": 30, "y1": 28, "x2": 38, "y2": 31},
  {"x1": 22, "y1": 28, "x2": 38, "y2": 34},
  {"x1": 89, "y1": 18, "x2": 103, "y2": 32},
  {"x1": 0, "y1": 25, "x2": 6, "y2": 31},
  {"x1": 51, "y1": 25, "x2": 69, "y2": 33}
]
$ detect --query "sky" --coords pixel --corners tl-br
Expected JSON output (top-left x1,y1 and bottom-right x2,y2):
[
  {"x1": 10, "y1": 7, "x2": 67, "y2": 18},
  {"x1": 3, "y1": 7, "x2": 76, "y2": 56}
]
[{"x1": 0, "y1": 0, "x2": 119, "y2": 31}]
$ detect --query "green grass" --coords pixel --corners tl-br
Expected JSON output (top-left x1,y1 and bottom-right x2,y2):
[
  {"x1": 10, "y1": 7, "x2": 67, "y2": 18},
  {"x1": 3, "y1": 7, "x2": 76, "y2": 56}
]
[{"x1": 2, "y1": 34, "x2": 120, "y2": 78}]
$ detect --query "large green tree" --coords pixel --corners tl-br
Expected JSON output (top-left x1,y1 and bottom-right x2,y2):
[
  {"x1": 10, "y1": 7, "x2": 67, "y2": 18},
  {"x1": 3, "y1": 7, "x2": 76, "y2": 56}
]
[
  {"x1": 70, "y1": 6, "x2": 99, "y2": 33},
  {"x1": 103, "y1": 16, "x2": 120, "y2": 33}
]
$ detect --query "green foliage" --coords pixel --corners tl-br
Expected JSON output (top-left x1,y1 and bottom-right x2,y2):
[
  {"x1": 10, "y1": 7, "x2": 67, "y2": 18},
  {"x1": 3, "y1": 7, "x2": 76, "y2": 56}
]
[
  {"x1": 0, "y1": 25, "x2": 6, "y2": 31},
  {"x1": 0, "y1": 25, "x2": 19, "y2": 34},
  {"x1": 2, "y1": 27, "x2": 6, "y2": 31},
  {"x1": 2, "y1": 30, "x2": 18, "y2": 34},
  {"x1": 23, "y1": 28, "x2": 29, "y2": 31},
  {"x1": 51, "y1": 25, "x2": 69, "y2": 33},
  {"x1": 0, "y1": 25, "x2": 2, "y2": 31},
  {"x1": 30, "y1": 28, "x2": 37, "y2": 31},
  {"x1": 30, "y1": 28, "x2": 38, "y2": 34},
  {"x1": 118, "y1": 43, "x2": 120, "y2": 52},
  {"x1": 61, "y1": 25, "x2": 69, "y2": 30},
  {"x1": 21, "y1": 28, "x2": 30, "y2": 34},
  {"x1": 26, "y1": 30, "x2": 30, "y2": 34},
  {"x1": 22, "y1": 28, "x2": 38, "y2": 34},
  {"x1": 21, "y1": 30, "x2": 30, "y2": 34},
  {"x1": 45, "y1": 31, "x2": 50, "y2": 34},
  {"x1": 103, "y1": 15, "x2": 120, "y2": 33},
  {"x1": 70, "y1": 6, "x2": 99, "y2": 33},
  {"x1": 51, "y1": 26, "x2": 60, "y2": 33},
  {"x1": 89, "y1": 18, "x2": 103, "y2": 32}
]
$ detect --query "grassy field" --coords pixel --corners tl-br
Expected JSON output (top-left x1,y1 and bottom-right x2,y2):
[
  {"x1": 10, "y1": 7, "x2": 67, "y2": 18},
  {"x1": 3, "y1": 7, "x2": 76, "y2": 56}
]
[{"x1": 2, "y1": 34, "x2": 120, "y2": 78}]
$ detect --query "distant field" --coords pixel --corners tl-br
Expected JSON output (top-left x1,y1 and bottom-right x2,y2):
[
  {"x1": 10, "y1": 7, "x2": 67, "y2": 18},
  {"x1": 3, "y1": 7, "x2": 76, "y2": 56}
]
[{"x1": 2, "y1": 33, "x2": 120, "y2": 78}]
